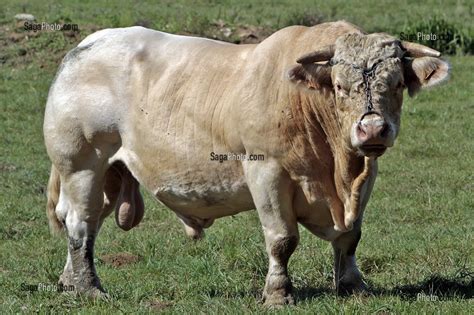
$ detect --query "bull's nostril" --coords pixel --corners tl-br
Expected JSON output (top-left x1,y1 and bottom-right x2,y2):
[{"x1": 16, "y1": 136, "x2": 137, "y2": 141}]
[
  {"x1": 380, "y1": 123, "x2": 389, "y2": 138},
  {"x1": 357, "y1": 123, "x2": 366, "y2": 136}
]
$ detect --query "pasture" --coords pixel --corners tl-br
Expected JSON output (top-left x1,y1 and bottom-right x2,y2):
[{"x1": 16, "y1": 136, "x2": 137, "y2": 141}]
[{"x1": 0, "y1": 0, "x2": 472, "y2": 313}]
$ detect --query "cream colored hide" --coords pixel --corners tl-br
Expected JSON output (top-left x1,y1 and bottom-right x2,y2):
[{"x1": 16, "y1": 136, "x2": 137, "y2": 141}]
[{"x1": 44, "y1": 21, "x2": 449, "y2": 304}]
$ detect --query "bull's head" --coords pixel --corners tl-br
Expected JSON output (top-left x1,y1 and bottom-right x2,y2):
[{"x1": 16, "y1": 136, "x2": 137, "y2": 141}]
[{"x1": 288, "y1": 33, "x2": 449, "y2": 157}]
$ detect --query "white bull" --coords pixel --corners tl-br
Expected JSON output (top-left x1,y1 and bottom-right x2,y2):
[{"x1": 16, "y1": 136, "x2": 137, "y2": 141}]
[{"x1": 44, "y1": 21, "x2": 449, "y2": 305}]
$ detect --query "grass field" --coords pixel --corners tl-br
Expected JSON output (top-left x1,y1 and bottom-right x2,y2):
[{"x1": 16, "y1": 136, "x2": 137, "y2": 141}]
[{"x1": 0, "y1": 0, "x2": 473, "y2": 313}]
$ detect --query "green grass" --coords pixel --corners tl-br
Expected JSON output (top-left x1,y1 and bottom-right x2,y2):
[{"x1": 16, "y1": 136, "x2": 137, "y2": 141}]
[{"x1": 0, "y1": 0, "x2": 473, "y2": 313}]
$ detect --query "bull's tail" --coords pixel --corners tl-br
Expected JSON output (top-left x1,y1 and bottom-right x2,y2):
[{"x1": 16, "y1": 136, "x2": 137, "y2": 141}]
[{"x1": 46, "y1": 164, "x2": 64, "y2": 235}]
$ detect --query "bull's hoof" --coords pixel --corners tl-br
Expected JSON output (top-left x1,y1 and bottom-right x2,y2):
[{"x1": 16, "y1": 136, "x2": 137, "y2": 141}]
[
  {"x1": 58, "y1": 273, "x2": 109, "y2": 300},
  {"x1": 58, "y1": 271, "x2": 75, "y2": 288},
  {"x1": 336, "y1": 279, "x2": 368, "y2": 296},
  {"x1": 63, "y1": 285, "x2": 110, "y2": 300},
  {"x1": 263, "y1": 292, "x2": 295, "y2": 307}
]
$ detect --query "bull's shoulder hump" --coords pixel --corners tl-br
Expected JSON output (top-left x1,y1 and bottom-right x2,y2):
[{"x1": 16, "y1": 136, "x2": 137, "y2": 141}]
[
  {"x1": 258, "y1": 21, "x2": 364, "y2": 48},
  {"x1": 303, "y1": 21, "x2": 365, "y2": 40},
  {"x1": 313, "y1": 20, "x2": 365, "y2": 33}
]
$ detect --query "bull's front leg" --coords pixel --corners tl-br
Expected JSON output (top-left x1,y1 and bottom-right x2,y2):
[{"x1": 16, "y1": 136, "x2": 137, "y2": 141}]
[
  {"x1": 243, "y1": 160, "x2": 299, "y2": 306},
  {"x1": 332, "y1": 221, "x2": 367, "y2": 295},
  {"x1": 262, "y1": 227, "x2": 298, "y2": 306}
]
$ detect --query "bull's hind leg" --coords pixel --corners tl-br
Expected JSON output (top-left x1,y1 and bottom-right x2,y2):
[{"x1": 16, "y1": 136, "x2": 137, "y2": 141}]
[
  {"x1": 59, "y1": 164, "x2": 121, "y2": 290},
  {"x1": 58, "y1": 162, "x2": 139, "y2": 296},
  {"x1": 244, "y1": 161, "x2": 299, "y2": 306},
  {"x1": 332, "y1": 222, "x2": 367, "y2": 295},
  {"x1": 55, "y1": 152, "x2": 110, "y2": 297}
]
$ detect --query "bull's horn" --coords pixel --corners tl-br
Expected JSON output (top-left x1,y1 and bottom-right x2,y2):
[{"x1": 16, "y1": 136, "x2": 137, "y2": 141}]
[
  {"x1": 296, "y1": 45, "x2": 335, "y2": 64},
  {"x1": 401, "y1": 41, "x2": 441, "y2": 57}
]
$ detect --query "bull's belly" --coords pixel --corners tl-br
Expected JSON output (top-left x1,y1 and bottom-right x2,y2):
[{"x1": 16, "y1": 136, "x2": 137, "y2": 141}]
[{"x1": 153, "y1": 178, "x2": 255, "y2": 219}]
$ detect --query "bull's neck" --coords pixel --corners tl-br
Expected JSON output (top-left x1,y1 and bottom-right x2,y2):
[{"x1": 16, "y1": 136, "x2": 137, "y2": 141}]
[
  {"x1": 288, "y1": 87, "x2": 366, "y2": 194},
  {"x1": 285, "y1": 87, "x2": 374, "y2": 230}
]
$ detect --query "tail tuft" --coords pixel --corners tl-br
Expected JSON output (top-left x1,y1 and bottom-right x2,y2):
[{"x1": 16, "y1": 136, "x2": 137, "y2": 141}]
[{"x1": 46, "y1": 165, "x2": 64, "y2": 235}]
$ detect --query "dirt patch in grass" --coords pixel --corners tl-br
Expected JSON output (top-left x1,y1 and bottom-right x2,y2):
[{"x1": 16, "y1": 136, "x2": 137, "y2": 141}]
[
  {"x1": 0, "y1": 21, "x2": 101, "y2": 68},
  {"x1": 0, "y1": 163, "x2": 17, "y2": 172},
  {"x1": 100, "y1": 252, "x2": 141, "y2": 268},
  {"x1": 145, "y1": 300, "x2": 173, "y2": 311},
  {"x1": 233, "y1": 25, "x2": 273, "y2": 44},
  {"x1": 201, "y1": 19, "x2": 273, "y2": 44}
]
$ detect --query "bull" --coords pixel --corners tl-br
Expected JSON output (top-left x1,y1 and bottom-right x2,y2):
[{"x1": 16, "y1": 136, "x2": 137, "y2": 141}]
[{"x1": 44, "y1": 21, "x2": 449, "y2": 305}]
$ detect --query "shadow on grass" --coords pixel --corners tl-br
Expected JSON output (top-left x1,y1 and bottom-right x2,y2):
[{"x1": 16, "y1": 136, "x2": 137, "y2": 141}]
[
  {"x1": 294, "y1": 270, "x2": 472, "y2": 302},
  {"x1": 371, "y1": 271, "x2": 474, "y2": 301},
  {"x1": 294, "y1": 286, "x2": 333, "y2": 301}
]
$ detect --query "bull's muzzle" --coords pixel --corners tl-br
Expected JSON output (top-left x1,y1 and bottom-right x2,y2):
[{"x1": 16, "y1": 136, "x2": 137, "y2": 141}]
[{"x1": 353, "y1": 113, "x2": 390, "y2": 157}]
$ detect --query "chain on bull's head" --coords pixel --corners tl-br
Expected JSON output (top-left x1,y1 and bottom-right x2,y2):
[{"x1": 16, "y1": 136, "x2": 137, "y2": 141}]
[
  {"x1": 329, "y1": 59, "x2": 383, "y2": 122},
  {"x1": 361, "y1": 66, "x2": 376, "y2": 112}
]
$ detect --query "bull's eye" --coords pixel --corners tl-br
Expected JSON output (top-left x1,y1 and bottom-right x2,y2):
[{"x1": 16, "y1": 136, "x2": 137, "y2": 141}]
[
  {"x1": 374, "y1": 82, "x2": 388, "y2": 93},
  {"x1": 335, "y1": 83, "x2": 348, "y2": 97}
]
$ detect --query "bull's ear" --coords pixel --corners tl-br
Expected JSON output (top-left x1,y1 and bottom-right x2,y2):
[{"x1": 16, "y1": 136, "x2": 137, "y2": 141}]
[
  {"x1": 287, "y1": 63, "x2": 332, "y2": 90},
  {"x1": 404, "y1": 57, "x2": 450, "y2": 97}
]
